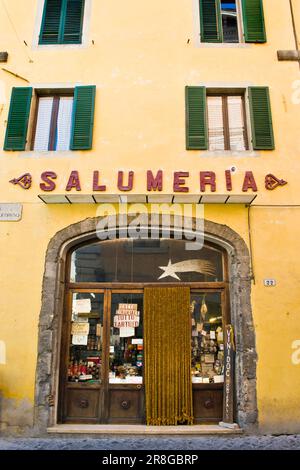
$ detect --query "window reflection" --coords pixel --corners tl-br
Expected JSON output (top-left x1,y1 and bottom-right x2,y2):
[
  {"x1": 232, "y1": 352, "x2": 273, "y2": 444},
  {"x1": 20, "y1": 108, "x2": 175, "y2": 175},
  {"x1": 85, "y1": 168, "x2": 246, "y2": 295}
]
[{"x1": 70, "y1": 239, "x2": 223, "y2": 283}]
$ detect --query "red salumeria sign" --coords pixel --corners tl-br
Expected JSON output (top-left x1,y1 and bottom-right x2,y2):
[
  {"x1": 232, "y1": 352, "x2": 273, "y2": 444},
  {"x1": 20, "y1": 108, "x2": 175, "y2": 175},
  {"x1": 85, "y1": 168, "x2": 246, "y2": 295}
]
[{"x1": 9, "y1": 170, "x2": 288, "y2": 192}]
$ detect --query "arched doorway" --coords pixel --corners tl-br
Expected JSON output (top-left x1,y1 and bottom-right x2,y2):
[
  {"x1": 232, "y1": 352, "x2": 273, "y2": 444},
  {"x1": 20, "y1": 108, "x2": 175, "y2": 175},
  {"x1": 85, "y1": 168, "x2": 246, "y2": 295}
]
[
  {"x1": 59, "y1": 237, "x2": 228, "y2": 424},
  {"x1": 34, "y1": 216, "x2": 258, "y2": 432}
]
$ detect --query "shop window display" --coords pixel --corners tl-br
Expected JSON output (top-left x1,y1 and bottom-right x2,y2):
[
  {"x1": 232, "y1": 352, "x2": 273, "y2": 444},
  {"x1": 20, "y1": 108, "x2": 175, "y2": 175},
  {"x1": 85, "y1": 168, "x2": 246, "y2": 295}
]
[
  {"x1": 109, "y1": 293, "x2": 144, "y2": 384},
  {"x1": 190, "y1": 292, "x2": 224, "y2": 384},
  {"x1": 67, "y1": 293, "x2": 104, "y2": 383}
]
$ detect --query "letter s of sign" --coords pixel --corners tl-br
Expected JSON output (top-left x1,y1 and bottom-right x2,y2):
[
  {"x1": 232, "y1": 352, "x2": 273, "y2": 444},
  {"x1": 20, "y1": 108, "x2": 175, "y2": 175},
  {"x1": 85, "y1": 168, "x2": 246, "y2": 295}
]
[
  {"x1": 40, "y1": 172, "x2": 57, "y2": 192},
  {"x1": 291, "y1": 340, "x2": 300, "y2": 365}
]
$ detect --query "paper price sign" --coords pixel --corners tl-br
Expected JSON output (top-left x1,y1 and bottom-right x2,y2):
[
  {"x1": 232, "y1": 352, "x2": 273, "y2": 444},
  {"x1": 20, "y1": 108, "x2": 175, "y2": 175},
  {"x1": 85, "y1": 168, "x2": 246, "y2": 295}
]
[
  {"x1": 71, "y1": 322, "x2": 90, "y2": 336},
  {"x1": 72, "y1": 335, "x2": 88, "y2": 346}
]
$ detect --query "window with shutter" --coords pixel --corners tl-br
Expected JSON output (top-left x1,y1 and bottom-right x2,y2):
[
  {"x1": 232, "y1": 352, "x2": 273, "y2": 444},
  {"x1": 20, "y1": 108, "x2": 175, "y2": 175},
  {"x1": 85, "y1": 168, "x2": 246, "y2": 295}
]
[
  {"x1": 200, "y1": 0, "x2": 239, "y2": 43},
  {"x1": 199, "y1": 0, "x2": 266, "y2": 43},
  {"x1": 186, "y1": 87, "x2": 273, "y2": 152},
  {"x1": 39, "y1": 0, "x2": 85, "y2": 45}
]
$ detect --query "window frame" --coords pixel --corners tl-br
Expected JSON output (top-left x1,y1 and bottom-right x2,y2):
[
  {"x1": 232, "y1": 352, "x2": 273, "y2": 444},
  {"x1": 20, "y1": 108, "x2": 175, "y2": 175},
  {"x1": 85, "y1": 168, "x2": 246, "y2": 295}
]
[
  {"x1": 39, "y1": 0, "x2": 86, "y2": 46},
  {"x1": 199, "y1": 0, "x2": 245, "y2": 44},
  {"x1": 31, "y1": 90, "x2": 74, "y2": 151},
  {"x1": 206, "y1": 91, "x2": 249, "y2": 151}
]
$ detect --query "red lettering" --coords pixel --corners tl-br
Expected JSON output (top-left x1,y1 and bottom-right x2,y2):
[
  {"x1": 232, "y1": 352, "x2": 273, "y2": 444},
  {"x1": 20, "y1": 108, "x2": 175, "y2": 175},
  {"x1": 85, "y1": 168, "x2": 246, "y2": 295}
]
[
  {"x1": 200, "y1": 171, "x2": 216, "y2": 192},
  {"x1": 117, "y1": 171, "x2": 134, "y2": 191},
  {"x1": 93, "y1": 171, "x2": 106, "y2": 191},
  {"x1": 173, "y1": 172, "x2": 189, "y2": 193},
  {"x1": 40, "y1": 171, "x2": 57, "y2": 192},
  {"x1": 242, "y1": 171, "x2": 258, "y2": 192},
  {"x1": 147, "y1": 170, "x2": 163, "y2": 191},
  {"x1": 225, "y1": 170, "x2": 232, "y2": 191},
  {"x1": 66, "y1": 171, "x2": 81, "y2": 192}
]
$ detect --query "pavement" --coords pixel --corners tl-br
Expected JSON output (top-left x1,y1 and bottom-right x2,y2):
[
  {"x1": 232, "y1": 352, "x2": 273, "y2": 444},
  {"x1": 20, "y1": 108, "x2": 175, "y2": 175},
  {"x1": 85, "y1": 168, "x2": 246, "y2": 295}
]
[{"x1": 0, "y1": 435, "x2": 300, "y2": 450}]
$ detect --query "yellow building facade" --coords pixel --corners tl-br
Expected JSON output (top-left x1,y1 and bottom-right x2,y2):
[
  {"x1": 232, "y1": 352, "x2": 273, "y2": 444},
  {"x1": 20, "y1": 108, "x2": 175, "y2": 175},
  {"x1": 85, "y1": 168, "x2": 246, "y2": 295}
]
[{"x1": 0, "y1": 0, "x2": 300, "y2": 435}]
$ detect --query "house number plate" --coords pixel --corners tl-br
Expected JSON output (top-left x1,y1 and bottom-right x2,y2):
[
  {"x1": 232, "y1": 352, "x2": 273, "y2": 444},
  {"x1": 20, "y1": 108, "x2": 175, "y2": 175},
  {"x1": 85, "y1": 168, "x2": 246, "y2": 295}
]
[{"x1": 264, "y1": 279, "x2": 276, "y2": 287}]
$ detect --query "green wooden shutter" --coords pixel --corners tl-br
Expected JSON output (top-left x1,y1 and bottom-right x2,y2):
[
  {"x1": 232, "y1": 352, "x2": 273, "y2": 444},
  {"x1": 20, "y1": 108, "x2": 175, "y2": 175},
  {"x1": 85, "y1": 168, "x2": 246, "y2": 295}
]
[
  {"x1": 248, "y1": 87, "x2": 274, "y2": 150},
  {"x1": 242, "y1": 0, "x2": 266, "y2": 43},
  {"x1": 186, "y1": 86, "x2": 208, "y2": 150},
  {"x1": 70, "y1": 86, "x2": 96, "y2": 150},
  {"x1": 62, "y1": 0, "x2": 85, "y2": 44},
  {"x1": 199, "y1": 0, "x2": 222, "y2": 43},
  {"x1": 39, "y1": 0, "x2": 62, "y2": 45},
  {"x1": 4, "y1": 88, "x2": 33, "y2": 151}
]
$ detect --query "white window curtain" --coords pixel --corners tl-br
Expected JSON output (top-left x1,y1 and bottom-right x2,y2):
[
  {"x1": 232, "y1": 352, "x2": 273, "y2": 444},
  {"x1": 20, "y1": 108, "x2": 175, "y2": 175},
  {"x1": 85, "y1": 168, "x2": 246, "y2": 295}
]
[
  {"x1": 227, "y1": 96, "x2": 246, "y2": 151},
  {"x1": 56, "y1": 97, "x2": 73, "y2": 151},
  {"x1": 207, "y1": 96, "x2": 225, "y2": 150},
  {"x1": 34, "y1": 97, "x2": 53, "y2": 151}
]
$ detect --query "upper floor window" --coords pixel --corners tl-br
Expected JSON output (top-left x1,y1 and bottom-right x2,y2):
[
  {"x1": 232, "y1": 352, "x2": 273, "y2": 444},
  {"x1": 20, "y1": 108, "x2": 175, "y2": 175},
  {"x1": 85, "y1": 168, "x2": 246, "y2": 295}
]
[
  {"x1": 186, "y1": 86, "x2": 274, "y2": 151},
  {"x1": 199, "y1": 0, "x2": 266, "y2": 44},
  {"x1": 39, "y1": 0, "x2": 85, "y2": 45},
  {"x1": 33, "y1": 94, "x2": 74, "y2": 151},
  {"x1": 207, "y1": 94, "x2": 248, "y2": 151},
  {"x1": 4, "y1": 86, "x2": 96, "y2": 151}
]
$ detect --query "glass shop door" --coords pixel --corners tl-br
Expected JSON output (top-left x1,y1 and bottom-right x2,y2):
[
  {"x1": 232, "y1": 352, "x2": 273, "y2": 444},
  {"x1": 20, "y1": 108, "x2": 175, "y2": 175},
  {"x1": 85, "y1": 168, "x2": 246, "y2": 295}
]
[
  {"x1": 105, "y1": 291, "x2": 144, "y2": 424},
  {"x1": 61, "y1": 289, "x2": 144, "y2": 424},
  {"x1": 61, "y1": 288, "x2": 225, "y2": 424}
]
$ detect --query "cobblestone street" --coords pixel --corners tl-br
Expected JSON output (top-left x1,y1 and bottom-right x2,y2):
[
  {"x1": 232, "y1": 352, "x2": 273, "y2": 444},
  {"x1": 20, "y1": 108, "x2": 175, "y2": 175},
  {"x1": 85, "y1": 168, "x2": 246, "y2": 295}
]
[{"x1": 0, "y1": 435, "x2": 300, "y2": 450}]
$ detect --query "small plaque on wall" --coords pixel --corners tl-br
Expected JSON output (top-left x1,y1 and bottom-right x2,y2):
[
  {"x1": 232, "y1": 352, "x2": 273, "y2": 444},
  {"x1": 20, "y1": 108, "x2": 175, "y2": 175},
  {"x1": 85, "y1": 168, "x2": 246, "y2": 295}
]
[
  {"x1": 264, "y1": 279, "x2": 276, "y2": 287},
  {"x1": 0, "y1": 203, "x2": 22, "y2": 221}
]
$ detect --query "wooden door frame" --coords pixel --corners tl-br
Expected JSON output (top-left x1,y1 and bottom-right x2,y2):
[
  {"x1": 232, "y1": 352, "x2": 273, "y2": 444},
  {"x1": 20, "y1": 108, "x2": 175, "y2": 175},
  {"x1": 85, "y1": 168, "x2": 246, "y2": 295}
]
[{"x1": 58, "y1": 283, "x2": 229, "y2": 424}]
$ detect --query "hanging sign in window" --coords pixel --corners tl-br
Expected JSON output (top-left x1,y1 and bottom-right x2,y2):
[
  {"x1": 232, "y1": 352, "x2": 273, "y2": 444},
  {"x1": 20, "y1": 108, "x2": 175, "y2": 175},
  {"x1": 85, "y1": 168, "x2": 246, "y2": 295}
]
[
  {"x1": 73, "y1": 298, "x2": 92, "y2": 314},
  {"x1": 114, "y1": 304, "x2": 140, "y2": 329},
  {"x1": 72, "y1": 335, "x2": 88, "y2": 346}
]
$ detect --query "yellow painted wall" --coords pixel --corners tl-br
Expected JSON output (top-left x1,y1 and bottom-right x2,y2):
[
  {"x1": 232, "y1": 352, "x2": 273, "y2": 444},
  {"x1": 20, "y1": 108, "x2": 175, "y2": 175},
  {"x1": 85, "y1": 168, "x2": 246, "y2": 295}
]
[{"x1": 0, "y1": 0, "x2": 300, "y2": 433}]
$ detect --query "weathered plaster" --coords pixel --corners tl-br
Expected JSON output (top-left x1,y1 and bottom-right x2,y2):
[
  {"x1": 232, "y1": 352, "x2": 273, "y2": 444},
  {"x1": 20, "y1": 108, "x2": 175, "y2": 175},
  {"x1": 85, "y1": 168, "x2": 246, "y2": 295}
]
[{"x1": 0, "y1": 395, "x2": 34, "y2": 435}]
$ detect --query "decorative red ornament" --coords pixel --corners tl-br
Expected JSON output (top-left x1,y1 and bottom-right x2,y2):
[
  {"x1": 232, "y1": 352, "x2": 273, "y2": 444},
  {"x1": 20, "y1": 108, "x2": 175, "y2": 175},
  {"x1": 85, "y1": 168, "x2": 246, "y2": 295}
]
[
  {"x1": 9, "y1": 173, "x2": 32, "y2": 190},
  {"x1": 265, "y1": 174, "x2": 288, "y2": 190}
]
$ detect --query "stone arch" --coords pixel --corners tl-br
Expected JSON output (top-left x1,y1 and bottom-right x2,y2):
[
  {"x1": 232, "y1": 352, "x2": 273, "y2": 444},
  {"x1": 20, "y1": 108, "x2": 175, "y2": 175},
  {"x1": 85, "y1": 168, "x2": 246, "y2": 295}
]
[{"x1": 34, "y1": 215, "x2": 258, "y2": 433}]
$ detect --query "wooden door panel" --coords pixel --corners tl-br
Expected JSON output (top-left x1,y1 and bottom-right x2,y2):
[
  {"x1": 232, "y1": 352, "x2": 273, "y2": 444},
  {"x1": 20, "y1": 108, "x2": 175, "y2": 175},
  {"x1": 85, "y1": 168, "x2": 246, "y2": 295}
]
[
  {"x1": 65, "y1": 388, "x2": 100, "y2": 420},
  {"x1": 108, "y1": 387, "x2": 144, "y2": 423},
  {"x1": 193, "y1": 386, "x2": 223, "y2": 422}
]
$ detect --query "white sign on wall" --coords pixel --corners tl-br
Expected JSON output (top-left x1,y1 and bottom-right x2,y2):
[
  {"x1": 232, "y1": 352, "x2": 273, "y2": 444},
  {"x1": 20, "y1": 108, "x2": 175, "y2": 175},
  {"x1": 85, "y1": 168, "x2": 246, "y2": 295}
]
[
  {"x1": 0, "y1": 204, "x2": 22, "y2": 221},
  {"x1": 291, "y1": 340, "x2": 300, "y2": 365},
  {"x1": 0, "y1": 341, "x2": 6, "y2": 365}
]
